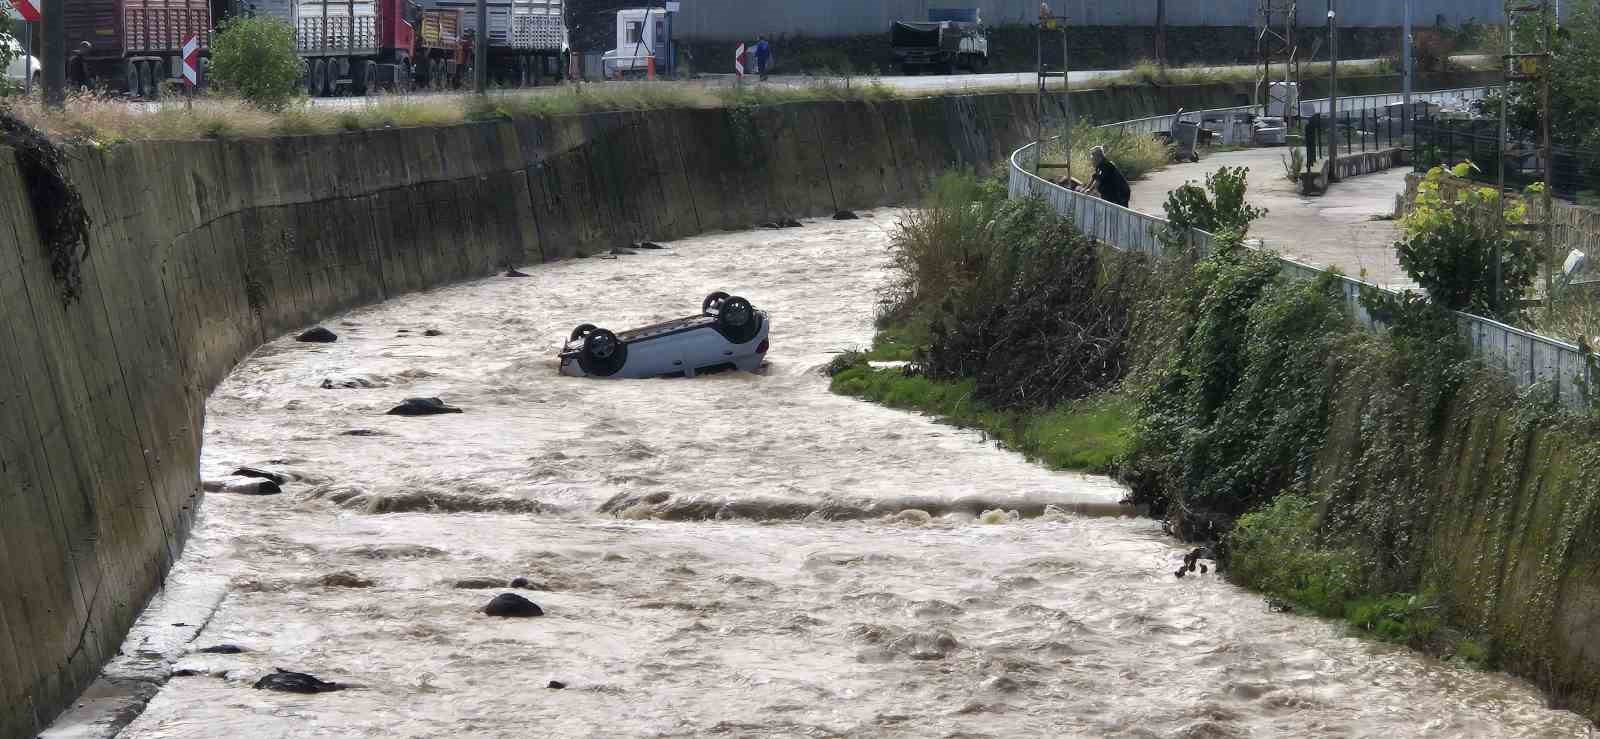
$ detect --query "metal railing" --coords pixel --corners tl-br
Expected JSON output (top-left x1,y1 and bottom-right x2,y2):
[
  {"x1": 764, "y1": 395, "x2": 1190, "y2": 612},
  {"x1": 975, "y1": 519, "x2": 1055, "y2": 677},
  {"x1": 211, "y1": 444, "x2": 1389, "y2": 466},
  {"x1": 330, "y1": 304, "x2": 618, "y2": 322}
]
[
  {"x1": 1101, "y1": 86, "x2": 1493, "y2": 146},
  {"x1": 1008, "y1": 136, "x2": 1598, "y2": 408}
]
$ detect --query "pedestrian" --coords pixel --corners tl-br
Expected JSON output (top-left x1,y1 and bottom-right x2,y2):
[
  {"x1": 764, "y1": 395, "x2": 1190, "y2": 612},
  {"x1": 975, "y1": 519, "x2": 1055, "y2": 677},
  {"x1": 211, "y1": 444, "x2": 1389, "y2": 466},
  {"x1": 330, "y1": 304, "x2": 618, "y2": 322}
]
[
  {"x1": 755, "y1": 35, "x2": 771, "y2": 81},
  {"x1": 1088, "y1": 145, "x2": 1131, "y2": 208}
]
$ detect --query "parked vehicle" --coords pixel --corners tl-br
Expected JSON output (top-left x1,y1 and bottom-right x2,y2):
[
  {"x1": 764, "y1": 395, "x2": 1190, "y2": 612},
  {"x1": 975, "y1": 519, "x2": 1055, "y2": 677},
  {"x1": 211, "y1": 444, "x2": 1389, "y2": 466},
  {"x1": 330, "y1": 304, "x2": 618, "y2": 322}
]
[
  {"x1": 602, "y1": 7, "x2": 667, "y2": 79},
  {"x1": 0, "y1": 33, "x2": 41, "y2": 88},
  {"x1": 560, "y1": 292, "x2": 770, "y2": 379},
  {"x1": 63, "y1": 0, "x2": 211, "y2": 97},
  {"x1": 253, "y1": 0, "x2": 562, "y2": 96},
  {"x1": 891, "y1": 8, "x2": 986, "y2": 76}
]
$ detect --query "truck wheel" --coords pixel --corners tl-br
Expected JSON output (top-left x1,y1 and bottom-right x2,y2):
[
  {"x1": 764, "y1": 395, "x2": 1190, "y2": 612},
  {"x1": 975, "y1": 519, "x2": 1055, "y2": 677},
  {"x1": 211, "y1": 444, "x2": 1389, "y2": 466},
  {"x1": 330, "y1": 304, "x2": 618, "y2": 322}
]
[
  {"x1": 703, "y1": 291, "x2": 730, "y2": 315},
  {"x1": 323, "y1": 59, "x2": 339, "y2": 96},
  {"x1": 570, "y1": 323, "x2": 597, "y2": 342},
  {"x1": 580, "y1": 329, "x2": 628, "y2": 377},
  {"x1": 350, "y1": 59, "x2": 369, "y2": 95},
  {"x1": 305, "y1": 60, "x2": 319, "y2": 96},
  {"x1": 142, "y1": 62, "x2": 159, "y2": 100}
]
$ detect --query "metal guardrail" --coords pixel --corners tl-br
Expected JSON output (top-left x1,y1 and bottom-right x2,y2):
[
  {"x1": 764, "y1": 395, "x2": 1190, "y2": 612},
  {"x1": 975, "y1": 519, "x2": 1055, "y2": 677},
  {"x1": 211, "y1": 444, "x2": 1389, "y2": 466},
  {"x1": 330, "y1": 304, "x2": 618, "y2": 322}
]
[
  {"x1": 1008, "y1": 135, "x2": 1598, "y2": 408},
  {"x1": 1103, "y1": 86, "x2": 1493, "y2": 144}
]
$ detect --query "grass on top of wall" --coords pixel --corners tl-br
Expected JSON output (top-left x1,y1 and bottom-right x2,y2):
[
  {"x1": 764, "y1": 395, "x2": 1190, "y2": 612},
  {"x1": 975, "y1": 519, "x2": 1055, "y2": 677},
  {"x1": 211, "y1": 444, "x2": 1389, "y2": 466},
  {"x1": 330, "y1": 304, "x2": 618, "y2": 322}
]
[{"x1": 8, "y1": 79, "x2": 899, "y2": 143}]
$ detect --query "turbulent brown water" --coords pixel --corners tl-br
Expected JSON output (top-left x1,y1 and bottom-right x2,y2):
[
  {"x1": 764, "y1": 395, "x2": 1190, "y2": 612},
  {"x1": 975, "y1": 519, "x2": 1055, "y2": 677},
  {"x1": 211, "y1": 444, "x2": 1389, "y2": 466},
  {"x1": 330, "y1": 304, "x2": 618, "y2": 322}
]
[{"x1": 98, "y1": 214, "x2": 1592, "y2": 738}]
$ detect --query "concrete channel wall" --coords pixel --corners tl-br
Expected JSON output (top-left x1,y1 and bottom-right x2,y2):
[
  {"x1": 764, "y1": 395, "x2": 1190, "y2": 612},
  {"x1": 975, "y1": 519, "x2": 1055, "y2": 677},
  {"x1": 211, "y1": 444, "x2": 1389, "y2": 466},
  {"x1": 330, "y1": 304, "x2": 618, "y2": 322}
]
[{"x1": 0, "y1": 80, "x2": 1293, "y2": 738}]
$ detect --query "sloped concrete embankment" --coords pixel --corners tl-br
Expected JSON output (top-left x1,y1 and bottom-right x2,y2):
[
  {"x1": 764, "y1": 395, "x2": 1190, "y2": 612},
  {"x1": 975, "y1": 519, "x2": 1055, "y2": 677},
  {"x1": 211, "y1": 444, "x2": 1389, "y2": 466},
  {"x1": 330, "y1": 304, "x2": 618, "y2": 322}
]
[{"x1": 0, "y1": 81, "x2": 1277, "y2": 738}]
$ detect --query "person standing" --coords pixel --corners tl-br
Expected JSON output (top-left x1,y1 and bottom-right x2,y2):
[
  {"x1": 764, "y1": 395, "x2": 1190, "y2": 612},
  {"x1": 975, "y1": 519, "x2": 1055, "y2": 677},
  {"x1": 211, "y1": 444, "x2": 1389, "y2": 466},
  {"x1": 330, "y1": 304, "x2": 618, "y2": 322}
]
[
  {"x1": 1088, "y1": 146, "x2": 1131, "y2": 208},
  {"x1": 755, "y1": 35, "x2": 771, "y2": 81}
]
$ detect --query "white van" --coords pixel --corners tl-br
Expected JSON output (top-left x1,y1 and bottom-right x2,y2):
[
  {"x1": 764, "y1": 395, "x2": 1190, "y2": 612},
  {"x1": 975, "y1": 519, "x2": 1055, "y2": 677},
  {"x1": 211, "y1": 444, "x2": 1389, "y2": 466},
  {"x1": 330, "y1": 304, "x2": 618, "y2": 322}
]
[
  {"x1": 1, "y1": 33, "x2": 41, "y2": 88},
  {"x1": 601, "y1": 7, "x2": 667, "y2": 78}
]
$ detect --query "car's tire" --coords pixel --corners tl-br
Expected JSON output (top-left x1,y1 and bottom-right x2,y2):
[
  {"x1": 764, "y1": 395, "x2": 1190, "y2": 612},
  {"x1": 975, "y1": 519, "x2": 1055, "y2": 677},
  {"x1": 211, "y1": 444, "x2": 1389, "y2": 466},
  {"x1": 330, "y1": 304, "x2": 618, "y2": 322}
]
[
  {"x1": 703, "y1": 291, "x2": 730, "y2": 315},
  {"x1": 570, "y1": 323, "x2": 597, "y2": 342},
  {"x1": 579, "y1": 328, "x2": 628, "y2": 377},
  {"x1": 716, "y1": 296, "x2": 760, "y2": 344}
]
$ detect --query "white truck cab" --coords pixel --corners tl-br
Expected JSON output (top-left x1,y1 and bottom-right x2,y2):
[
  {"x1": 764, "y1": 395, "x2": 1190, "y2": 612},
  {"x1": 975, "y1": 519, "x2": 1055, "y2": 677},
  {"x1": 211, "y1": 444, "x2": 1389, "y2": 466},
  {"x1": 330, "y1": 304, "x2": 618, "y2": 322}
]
[{"x1": 602, "y1": 7, "x2": 667, "y2": 77}]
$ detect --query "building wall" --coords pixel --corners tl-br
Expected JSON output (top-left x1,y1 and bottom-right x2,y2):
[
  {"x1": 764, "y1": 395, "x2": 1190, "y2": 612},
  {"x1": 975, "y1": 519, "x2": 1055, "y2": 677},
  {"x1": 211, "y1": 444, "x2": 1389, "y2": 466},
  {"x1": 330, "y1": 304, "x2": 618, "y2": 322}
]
[{"x1": 669, "y1": 0, "x2": 1538, "y2": 40}]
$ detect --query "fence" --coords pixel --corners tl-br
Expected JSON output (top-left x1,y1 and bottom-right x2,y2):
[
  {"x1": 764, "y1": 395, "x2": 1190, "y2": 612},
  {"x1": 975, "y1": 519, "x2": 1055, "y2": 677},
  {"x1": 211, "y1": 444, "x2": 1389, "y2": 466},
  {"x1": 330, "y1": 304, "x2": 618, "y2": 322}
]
[
  {"x1": 1412, "y1": 119, "x2": 1600, "y2": 202},
  {"x1": 1009, "y1": 95, "x2": 1599, "y2": 407},
  {"x1": 1101, "y1": 87, "x2": 1492, "y2": 147}
]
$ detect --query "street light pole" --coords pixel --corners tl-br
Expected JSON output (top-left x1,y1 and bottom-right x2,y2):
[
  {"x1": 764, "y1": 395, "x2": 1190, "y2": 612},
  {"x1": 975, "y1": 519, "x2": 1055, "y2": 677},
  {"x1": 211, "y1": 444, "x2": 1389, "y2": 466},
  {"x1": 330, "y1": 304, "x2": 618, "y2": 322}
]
[
  {"x1": 1327, "y1": 0, "x2": 1338, "y2": 179},
  {"x1": 1402, "y1": 0, "x2": 1413, "y2": 115}
]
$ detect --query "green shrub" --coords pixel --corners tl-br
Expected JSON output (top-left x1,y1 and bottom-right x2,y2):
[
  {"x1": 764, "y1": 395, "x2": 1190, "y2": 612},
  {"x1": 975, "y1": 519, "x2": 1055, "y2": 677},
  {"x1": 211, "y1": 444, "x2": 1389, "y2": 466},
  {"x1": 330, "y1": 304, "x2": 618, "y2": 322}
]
[
  {"x1": 879, "y1": 170, "x2": 1008, "y2": 325},
  {"x1": 1395, "y1": 164, "x2": 1537, "y2": 320},
  {"x1": 1229, "y1": 493, "x2": 1365, "y2": 617},
  {"x1": 209, "y1": 16, "x2": 304, "y2": 111},
  {"x1": 1162, "y1": 166, "x2": 1267, "y2": 237}
]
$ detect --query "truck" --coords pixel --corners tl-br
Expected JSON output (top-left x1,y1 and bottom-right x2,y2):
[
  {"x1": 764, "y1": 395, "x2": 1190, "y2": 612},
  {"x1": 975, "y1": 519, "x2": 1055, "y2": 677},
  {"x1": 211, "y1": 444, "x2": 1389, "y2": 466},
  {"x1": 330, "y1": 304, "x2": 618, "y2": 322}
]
[
  {"x1": 64, "y1": 0, "x2": 212, "y2": 98},
  {"x1": 890, "y1": 8, "x2": 987, "y2": 76},
  {"x1": 258, "y1": 0, "x2": 563, "y2": 96},
  {"x1": 601, "y1": 7, "x2": 668, "y2": 79}
]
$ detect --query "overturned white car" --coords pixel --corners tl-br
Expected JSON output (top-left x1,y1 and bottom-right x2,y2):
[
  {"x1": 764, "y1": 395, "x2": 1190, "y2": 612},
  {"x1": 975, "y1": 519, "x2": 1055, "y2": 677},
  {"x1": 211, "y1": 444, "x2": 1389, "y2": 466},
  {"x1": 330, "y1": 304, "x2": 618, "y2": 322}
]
[{"x1": 560, "y1": 292, "x2": 770, "y2": 378}]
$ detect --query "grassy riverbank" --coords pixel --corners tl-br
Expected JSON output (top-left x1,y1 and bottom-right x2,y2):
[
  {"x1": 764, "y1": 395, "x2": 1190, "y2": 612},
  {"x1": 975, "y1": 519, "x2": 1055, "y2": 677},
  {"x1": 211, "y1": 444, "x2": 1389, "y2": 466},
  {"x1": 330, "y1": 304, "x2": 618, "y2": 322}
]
[{"x1": 843, "y1": 168, "x2": 1600, "y2": 716}]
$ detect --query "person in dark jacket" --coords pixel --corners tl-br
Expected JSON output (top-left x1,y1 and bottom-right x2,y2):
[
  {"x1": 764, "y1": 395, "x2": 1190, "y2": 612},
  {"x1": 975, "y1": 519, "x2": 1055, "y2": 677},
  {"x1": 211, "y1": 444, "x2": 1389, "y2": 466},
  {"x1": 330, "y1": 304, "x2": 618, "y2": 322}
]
[
  {"x1": 1088, "y1": 145, "x2": 1131, "y2": 208},
  {"x1": 755, "y1": 36, "x2": 772, "y2": 81}
]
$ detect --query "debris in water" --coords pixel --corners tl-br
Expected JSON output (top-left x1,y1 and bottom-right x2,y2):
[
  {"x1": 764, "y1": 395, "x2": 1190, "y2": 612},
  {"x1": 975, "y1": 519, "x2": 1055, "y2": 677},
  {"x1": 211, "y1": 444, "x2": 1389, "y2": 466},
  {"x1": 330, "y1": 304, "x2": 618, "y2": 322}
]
[
  {"x1": 510, "y1": 577, "x2": 544, "y2": 590},
  {"x1": 978, "y1": 509, "x2": 1019, "y2": 525},
  {"x1": 453, "y1": 577, "x2": 508, "y2": 590},
  {"x1": 254, "y1": 668, "x2": 345, "y2": 693},
  {"x1": 759, "y1": 221, "x2": 782, "y2": 229},
  {"x1": 296, "y1": 327, "x2": 338, "y2": 343},
  {"x1": 198, "y1": 644, "x2": 246, "y2": 654},
  {"x1": 318, "y1": 571, "x2": 376, "y2": 588},
  {"x1": 635, "y1": 241, "x2": 666, "y2": 249},
  {"x1": 832, "y1": 210, "x2": 859, "y2": 220},
  {"x1": 203, "y1": 477, "x2": 282, "y2": 496},
  {"x1": 386, "y1": 397, "x2": 464, "y2": 416},
  {"x1": 483, "y1": 592, "x2": 544, "y2": 618},
  {"x1": 322, "y1": 377, "x2": 381, "y2": 389},
  {"x1": 340, "y1": 429, "x2": 390, "y2": 437},
  {"x1": 423, "y1": 329, "x2": 444, "y2": 337},
  {"x1": 611, "y1": 247, "x2": 638, "y2": 255},
  {"x1": 779, "y1": 216, "x2": 803, "y2": 228},
  {"x1": 547, "y1": 680, "x2": 566, "y2": 690},
  {"x1": 503, "y1": 268, "x2": 530, "y2": 277}
]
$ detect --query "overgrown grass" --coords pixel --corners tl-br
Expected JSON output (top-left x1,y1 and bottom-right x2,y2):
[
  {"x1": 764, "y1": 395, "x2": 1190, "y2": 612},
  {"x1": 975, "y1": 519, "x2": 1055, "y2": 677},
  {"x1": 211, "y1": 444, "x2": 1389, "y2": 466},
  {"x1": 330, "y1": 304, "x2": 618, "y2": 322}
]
[
  {"x1": 1525, "y1": 294, "x2": 1600, "y2": 350},
  {"x1": 10, "y1": 79, "x2": 898, "y2": 143},
  {"x1": 830, "y1": 357, "x2": 1135, "y2": 474},
  {"x1": 1041, "y1": 119, "x2": 1173, "y2": 185}
]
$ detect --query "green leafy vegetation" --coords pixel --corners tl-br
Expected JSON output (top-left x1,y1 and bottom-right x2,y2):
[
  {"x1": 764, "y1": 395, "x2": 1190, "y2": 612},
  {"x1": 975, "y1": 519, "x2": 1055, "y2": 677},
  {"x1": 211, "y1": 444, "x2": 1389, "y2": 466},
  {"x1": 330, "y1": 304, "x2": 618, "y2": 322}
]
[
  {"x1": 1395, "y1": 163, "x2": 1536, "y2": 319},
  {"x1": 1159, "y1": 165, "x2": 1267, "y2": 249},
  {"x1": 208, "y1": 16, "x2": 304, "y2": 112}
]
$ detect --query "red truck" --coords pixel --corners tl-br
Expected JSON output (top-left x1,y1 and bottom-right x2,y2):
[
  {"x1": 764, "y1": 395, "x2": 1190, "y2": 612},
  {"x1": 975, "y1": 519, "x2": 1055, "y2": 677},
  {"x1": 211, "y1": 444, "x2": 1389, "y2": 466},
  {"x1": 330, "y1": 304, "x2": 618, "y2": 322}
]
[{"x1": 65, "y1": 0, "x2": 211, "y2": 98}]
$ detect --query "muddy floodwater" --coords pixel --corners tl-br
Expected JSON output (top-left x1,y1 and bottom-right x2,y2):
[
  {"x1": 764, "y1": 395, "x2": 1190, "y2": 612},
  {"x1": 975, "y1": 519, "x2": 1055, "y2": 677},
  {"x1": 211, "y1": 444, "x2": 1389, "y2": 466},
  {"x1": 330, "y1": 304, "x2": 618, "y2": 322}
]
[{"x1": 101, "y1": 214, "x2": 1593, "y2": 738}]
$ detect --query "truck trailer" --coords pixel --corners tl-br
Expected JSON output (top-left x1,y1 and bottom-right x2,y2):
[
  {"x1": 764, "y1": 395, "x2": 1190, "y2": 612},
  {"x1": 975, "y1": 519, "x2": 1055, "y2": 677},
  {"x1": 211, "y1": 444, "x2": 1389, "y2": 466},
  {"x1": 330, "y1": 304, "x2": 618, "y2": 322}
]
[
  {"x1": 65, "y1": 0, "x2": 211, "y2": 97},
  {"x1": 890, "y1": 8, "x2": 987, "y2": 76}
]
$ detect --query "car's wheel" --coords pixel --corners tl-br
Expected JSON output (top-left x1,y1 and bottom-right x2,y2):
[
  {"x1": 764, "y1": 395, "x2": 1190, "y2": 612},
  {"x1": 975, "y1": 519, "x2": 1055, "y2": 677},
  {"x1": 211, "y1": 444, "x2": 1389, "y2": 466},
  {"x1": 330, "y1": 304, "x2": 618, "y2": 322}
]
[
  {"x1": 570, "y1": 323, "x2": 597, "y2": 342},
  {"x1": 717, "y1": 296, "x2": 760, "y2": 343},
  {"x1": 703, "y1": 291, "x2": 730, "y2": 315},
  {"x1": 580, "y1": 328, "x2": 628, "y2": 377}
]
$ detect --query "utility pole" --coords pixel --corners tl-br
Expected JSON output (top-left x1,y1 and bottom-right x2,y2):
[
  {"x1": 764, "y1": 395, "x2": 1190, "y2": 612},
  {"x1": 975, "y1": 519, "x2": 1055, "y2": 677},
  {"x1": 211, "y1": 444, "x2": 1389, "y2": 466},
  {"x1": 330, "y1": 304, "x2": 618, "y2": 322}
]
[
  {"x1": 44, "y1": 0, "x2": 64, "y2": 106},
  {"x1": 474, "y1": 0, "x2": 489, "y2": 93},
  {"x1": 1402, "y1": 0, "x2": 1413, "y2": 115},
  {"x1": 1327, "y1": 0, "x2": 1338, "y2": 180}
]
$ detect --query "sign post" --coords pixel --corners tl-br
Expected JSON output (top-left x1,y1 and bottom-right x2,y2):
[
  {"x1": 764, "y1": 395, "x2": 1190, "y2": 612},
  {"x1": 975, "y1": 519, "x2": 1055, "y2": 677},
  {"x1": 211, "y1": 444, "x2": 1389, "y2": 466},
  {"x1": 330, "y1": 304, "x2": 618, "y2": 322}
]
[
  {"x1": 10, "y1": 0, "x2": 40, "y2": 95},
  {"x1": 182, "y1": 32, "x2": 199, "y2": 107},
  {"x1": 734, "y1": 42, "x2": 746, "y2": 84}
]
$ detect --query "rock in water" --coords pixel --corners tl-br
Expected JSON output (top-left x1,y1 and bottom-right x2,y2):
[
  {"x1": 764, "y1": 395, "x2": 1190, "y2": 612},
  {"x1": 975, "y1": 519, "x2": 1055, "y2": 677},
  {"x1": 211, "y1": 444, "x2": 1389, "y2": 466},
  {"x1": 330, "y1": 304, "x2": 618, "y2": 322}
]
[
  {"x1": 231, "y1": 466, "x2": 290, "y2": 485},
  {"x1": 296, "y1": 327, "x2": 338, "y2": 343},
  {"x1": 832, "y1": 210, "x2": 858, "y2": 220},
  {"x1": 198, "y1": 644, "x2": 246, "y2": 654},
  {"x1": 423, "y1": 329, "x2": 444, "y2": 337},
  {"x1": 759, "y1": 222, "x2": 782, "y2": 229},
  {"x1": 636, "y1": 241, "x2": 666, "y2": 250},
  {"x1": 547, "y1": 680, "x2": 566, "y2": 690},
  {"x1": 503, "y1": 268, "x2": 530, "y2": 278},
  {"x1": 205, "y1": 476, "x2": 281, "y2": 496},
  {"x1": 610, "y1": 247, "x2": 638, "y2": 256},
  {"x1": 780, "y1": 217, "x2": 803, "y2": 228},
  {"x1": 453, "y1": 577, "x2": 507, "y2": 590},
  {"x1": 254, "y1": 668, "x2": 344, "y2": 693},
  {"x1": 386, "y1": 397, "x2": 463, "y2": 416},
  {"x1": 483, "y1": 592, "x2": 544, "y2": 618}
]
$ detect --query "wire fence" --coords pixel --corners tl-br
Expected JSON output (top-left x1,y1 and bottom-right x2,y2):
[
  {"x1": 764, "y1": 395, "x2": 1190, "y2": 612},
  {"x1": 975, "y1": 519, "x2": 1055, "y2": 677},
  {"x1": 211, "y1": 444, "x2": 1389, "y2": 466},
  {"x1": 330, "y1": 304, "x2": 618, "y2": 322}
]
[
  {"x1": 1411, "y1": 118, "x2": 1600, "y2": 202},
  {"x1": 1008, "y1": 132, "x2": 1599, "y2": 409}
]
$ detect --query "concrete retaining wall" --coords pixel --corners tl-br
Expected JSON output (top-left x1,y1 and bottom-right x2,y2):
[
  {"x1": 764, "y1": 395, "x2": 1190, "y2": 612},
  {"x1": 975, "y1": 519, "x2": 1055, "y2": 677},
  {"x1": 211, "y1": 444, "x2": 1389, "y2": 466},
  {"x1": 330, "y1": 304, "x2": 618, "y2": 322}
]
[{"x1": 0, "y1": 81, "x2": 1267, "y2": 738}]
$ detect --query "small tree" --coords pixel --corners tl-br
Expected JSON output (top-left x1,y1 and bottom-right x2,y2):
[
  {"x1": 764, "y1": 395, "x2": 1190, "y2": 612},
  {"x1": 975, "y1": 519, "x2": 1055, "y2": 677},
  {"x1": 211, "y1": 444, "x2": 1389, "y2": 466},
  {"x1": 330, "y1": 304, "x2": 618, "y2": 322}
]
[
  {"x1": 1160, "y1": 166, "x2": 1267, "y2": 251},
  {"x1": 209, "y1": 16, "x2": 302, "y2": 110},
  {"x1": 1395, "y1": 163, "x2": 1536, "y2": 319}
]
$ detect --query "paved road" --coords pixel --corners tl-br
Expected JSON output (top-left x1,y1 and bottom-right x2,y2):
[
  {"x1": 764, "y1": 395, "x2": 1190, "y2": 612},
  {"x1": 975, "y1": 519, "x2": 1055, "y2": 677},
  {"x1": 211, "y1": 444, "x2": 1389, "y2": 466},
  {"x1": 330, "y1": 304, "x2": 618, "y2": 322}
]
[{"x1": 1128, "y1": 146, "x2": 1417, "y2": 289}]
